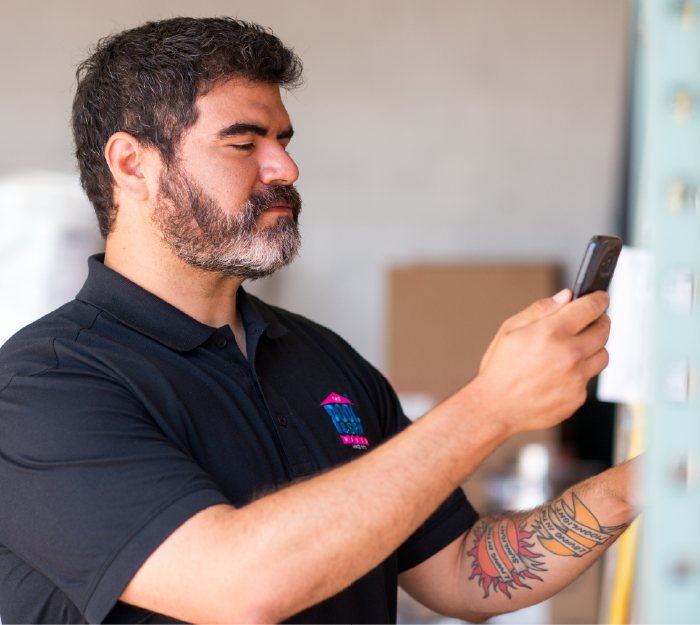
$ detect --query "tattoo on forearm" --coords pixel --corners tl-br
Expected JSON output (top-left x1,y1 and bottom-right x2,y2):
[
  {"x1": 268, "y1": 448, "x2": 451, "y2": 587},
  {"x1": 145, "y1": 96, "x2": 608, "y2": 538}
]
[
  {"x1": 467, "y1": 493, "x2": 627, "y2": 599},
  {"x1": 467, "y1": 514, "x2": 545, "y2": 598},
  {"x1": 532, "y1": 492, "x2": 625, "y2": 557}
]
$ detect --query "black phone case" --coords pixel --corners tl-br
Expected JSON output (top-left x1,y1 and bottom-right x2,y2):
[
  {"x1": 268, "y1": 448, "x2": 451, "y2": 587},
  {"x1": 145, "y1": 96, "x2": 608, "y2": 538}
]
[{"x1": 571, "y1": 235, "x2": 623, "y2": 299}]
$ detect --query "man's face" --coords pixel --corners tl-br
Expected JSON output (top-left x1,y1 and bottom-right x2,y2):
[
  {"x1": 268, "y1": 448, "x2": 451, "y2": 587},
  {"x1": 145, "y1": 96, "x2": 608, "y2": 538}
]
[{"x1": 151, "y1": 80, "x2": 301, "y2": 280}]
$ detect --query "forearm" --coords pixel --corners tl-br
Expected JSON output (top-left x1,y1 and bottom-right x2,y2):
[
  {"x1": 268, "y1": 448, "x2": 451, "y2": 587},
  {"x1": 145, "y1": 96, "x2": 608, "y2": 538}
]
[{"x1": 402, "y1": 459, "x2": 637, "y2": 622}]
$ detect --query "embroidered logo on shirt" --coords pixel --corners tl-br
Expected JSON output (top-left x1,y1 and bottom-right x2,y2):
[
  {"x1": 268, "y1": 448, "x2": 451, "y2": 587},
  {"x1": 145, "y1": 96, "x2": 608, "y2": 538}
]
[{"x1": 320, "y1": 393, "x2": 369, "y2": 449}]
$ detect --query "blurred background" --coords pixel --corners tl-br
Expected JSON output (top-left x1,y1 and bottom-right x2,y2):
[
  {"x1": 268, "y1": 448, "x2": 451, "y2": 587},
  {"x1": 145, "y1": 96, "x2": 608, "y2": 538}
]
[{"x1": 0, "y1": 1, "x2": 633, "y2": 623}]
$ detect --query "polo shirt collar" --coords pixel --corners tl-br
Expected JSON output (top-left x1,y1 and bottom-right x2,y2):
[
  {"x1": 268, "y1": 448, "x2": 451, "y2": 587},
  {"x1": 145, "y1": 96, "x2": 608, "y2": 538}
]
[
  {"x1": 77, "y1": 255, "x2": 286, "y2": 351},
  {"x1": 241, "y1": 290, "x2": 288, "y2": 340}
]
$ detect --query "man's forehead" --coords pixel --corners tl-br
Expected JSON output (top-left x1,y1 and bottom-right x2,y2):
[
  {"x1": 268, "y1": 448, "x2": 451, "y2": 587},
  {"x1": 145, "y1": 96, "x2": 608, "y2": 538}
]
[{"x1": 194, "y1": 79, "x2": 291, "y2": 135}]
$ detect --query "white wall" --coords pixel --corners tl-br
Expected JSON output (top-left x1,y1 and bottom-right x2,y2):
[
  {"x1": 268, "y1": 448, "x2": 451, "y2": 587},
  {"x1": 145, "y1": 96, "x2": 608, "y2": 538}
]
[
  {"x1": 0, "y1": 0, "x2": 630, "y2": 369},
  {"x1": 0, "y1": 171, "x2": 102, "y2": 345}
]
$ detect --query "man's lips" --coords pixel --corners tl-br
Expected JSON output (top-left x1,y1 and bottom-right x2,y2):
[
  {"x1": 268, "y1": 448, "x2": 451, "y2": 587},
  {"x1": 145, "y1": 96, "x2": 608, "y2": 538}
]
[{"x1": 265, "y1": 204, "x2": 293, "y2": 214}]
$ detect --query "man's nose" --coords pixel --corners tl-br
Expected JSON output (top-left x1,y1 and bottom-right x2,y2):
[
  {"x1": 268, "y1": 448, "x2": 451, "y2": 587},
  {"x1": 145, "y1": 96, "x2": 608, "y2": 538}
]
[{"x1": 259, "y1": 144, "x2": 299, "y2": 187}]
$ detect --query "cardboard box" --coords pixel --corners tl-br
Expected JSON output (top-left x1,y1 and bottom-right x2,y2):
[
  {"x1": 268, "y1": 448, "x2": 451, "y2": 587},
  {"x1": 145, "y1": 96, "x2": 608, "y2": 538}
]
[{"x1": 389, "y1": 263, "x2": 561, "y2": 400}]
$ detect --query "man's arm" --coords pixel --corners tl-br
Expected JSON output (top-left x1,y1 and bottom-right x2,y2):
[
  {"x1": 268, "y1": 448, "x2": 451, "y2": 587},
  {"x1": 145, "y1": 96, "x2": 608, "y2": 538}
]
[
  {"x1": 399, "y1": 458, "x2": 636, "y2": 622},
  {"x1": 121, "y1": 290, "x2": 610, "y2": 623}
]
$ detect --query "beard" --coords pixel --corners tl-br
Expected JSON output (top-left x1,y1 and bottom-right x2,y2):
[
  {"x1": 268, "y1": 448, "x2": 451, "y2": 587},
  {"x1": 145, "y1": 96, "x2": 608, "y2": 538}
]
[{"x1": 151, "y1": 163, "x2": 302, "y2": 280}]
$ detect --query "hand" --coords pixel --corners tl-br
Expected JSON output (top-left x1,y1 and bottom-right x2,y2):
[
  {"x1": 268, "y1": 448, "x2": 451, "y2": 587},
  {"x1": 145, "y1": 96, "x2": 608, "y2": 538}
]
[{"x1": 474, "y1": 288, "x2": 610, "y2": 437}]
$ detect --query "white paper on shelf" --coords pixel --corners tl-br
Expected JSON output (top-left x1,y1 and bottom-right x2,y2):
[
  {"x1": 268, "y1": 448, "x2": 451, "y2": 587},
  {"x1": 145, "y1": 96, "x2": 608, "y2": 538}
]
[{"x1": 597, "y1": 246, "x2": 653, "y2": 404}]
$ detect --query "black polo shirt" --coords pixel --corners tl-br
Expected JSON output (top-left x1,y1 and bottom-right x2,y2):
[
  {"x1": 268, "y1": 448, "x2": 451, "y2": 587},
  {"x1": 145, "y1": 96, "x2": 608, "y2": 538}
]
[{"x1": 0, "y1": 255, "x2": 477, "y2": 624}]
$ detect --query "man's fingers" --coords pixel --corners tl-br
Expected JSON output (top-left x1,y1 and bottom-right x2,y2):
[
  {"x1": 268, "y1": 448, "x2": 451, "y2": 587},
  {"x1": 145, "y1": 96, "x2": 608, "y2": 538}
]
[
  {"x1": 557, "y1": 291, "x2": 609, "y2": 335},
  {"x1": 573, "y1": 313, "x2": 611, "y2": 359},
  {"x1": 479, "y1": 289, "x2": 572, "y2": 373},
  {"x1": 583, "y1": 347, "x2": 610, "y2": 380},
  {"x1": 501, "y1": 289, "x2": 572, "y2": 334}
]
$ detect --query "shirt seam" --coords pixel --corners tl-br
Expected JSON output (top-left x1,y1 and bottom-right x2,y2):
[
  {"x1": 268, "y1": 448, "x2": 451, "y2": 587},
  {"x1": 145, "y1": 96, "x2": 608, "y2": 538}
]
[
  {"x1": 24, "y1": 306, "x2": 103, "y2": 378},
  {"x1": 73, "y1": 306, "x2": 102, "y2": 346},
  {"x1": 0, "y1": 373, "x2": 15, "y2": 394}
]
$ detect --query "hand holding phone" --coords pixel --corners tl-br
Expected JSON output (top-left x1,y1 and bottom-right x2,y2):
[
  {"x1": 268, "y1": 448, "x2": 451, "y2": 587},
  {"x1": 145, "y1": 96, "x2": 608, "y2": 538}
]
[{"x1": 571, "y1": 235, "x2": 623, "y2": 300}]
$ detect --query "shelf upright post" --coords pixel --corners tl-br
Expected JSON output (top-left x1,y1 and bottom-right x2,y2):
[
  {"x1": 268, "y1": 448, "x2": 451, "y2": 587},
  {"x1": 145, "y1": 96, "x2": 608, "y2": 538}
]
[{"x1": 636, "y1": 0, "x2": 700, "y2": 621}]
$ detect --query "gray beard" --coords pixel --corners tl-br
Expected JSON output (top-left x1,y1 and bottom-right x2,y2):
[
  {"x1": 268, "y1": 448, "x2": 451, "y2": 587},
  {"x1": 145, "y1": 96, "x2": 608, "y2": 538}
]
[{"x1": 151, "y1": 164, "x2": 302, "y2": 280}]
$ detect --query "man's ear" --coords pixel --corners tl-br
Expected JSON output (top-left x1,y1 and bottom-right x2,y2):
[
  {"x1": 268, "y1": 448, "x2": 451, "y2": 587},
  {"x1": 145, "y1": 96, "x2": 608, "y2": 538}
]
[{"x1": 104, "y1": 132, "x2": 152, "y2": 201}]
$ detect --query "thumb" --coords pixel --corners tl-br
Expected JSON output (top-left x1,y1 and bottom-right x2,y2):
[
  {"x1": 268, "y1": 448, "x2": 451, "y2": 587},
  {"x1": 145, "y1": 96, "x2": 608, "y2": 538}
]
[{"x1": 501, "y1": 288, "x2": 571, "y2": 334}]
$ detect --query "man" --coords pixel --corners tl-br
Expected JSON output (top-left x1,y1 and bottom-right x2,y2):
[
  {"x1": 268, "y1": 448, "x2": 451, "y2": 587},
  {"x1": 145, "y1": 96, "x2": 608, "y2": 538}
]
[{"x1": 0, "y1": 17, "x2": 634, "y2": 624}]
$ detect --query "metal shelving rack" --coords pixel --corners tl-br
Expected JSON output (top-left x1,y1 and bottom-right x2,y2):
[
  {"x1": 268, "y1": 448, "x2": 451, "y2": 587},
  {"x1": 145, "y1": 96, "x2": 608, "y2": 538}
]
[{"x1": 632, "y1": 1, "x2": 700, "y2": 621}]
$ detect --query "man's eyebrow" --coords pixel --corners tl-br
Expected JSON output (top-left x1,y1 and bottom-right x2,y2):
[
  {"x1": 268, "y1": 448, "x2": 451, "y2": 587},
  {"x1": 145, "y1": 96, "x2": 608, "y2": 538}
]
[
  {"x1": 217, "y1": 123, "x2": 294, "y2": 141},
  {"x1": 217, "y1": 123, "x2": 268, "y2": 139}
]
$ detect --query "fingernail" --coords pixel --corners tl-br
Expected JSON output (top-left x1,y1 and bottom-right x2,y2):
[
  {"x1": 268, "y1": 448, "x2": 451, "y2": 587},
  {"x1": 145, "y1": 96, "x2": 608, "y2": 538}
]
[{"x1": 552, "y1": 289, "x2": 569, "y2": 304}]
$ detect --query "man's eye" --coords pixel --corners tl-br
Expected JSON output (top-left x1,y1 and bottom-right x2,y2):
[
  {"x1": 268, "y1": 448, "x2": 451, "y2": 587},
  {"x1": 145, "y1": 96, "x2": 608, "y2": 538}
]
[{"x1": 232, "y1": 143, "x2": 254, "y2": 151}]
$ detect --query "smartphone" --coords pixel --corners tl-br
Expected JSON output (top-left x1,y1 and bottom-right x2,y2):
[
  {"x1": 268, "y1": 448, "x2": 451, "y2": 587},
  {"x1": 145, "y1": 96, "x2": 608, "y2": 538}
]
[{"x1": 571, "y1": 235, "x2": 623, "y2": 299}]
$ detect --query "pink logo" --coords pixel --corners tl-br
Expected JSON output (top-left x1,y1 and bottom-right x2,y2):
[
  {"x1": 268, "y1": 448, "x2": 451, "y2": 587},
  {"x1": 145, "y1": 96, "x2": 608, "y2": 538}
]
[
  {"x1": 320, "y1": 393, "x2": 354, "y2": 407},
  {"x1": 340, "y1": 435, "x2": 369, "y2": 445},
  {"x1": 321, "y1": 392, "x2": 369, "y2": 448}
]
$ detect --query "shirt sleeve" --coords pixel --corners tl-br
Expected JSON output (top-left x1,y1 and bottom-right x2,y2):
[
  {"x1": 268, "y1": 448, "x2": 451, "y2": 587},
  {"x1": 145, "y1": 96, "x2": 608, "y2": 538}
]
[
  {"x1": 397, "y1": 487, "x2": 479, "y2": 573},
  {"x1": 0, "y1": 368, "x2": 229, "y2": 623}
]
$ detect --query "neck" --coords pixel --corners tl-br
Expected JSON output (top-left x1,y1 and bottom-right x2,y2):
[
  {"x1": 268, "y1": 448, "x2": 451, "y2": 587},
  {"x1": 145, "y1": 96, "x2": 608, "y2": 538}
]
[{"x1": 104, "y1": 226, "x2": 244, "y2": 333}]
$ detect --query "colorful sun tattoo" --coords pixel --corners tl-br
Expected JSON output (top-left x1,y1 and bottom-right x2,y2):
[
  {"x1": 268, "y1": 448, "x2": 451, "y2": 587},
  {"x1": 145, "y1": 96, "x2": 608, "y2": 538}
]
[
  {"x1": 468, "y1": 494, "x2": 627, "y2": 600},
  {"x1": 467, "y1": 515, "x2": 545, "y2": 598}
]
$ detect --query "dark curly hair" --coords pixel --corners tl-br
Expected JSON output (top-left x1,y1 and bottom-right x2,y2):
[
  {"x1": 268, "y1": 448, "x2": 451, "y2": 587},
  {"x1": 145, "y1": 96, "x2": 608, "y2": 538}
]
[{"x1": 72, "y1": 17, "x2": 303, "y2": 237}]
